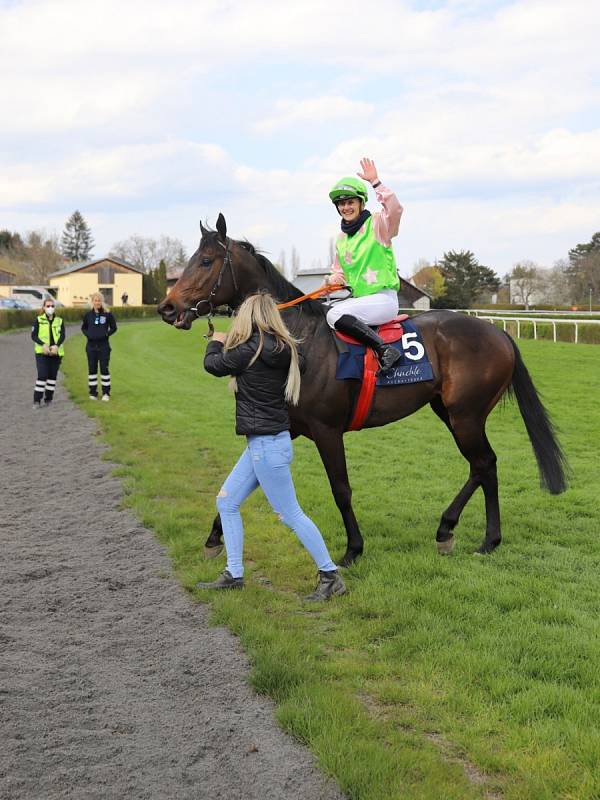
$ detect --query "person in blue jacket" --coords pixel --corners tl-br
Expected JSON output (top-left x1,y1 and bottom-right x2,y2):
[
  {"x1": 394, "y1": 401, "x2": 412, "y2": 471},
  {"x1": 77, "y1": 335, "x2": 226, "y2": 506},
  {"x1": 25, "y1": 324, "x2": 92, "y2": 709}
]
[{"x1": 81, "y1": 292, "x2": 117, "y2": 401}]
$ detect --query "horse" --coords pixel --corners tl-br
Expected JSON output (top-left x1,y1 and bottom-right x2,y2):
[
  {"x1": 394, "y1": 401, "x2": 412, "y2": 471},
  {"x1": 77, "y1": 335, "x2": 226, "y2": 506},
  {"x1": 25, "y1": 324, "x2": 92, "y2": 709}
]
[{"x1": 157, "y1": 214, "x2": 568, "y2": 567}]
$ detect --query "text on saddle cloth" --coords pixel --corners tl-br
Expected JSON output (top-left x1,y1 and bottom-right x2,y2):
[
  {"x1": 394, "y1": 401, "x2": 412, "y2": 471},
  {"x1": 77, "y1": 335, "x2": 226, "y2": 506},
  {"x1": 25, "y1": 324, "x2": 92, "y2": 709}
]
[{"x1": 335, "y1": 317, "x2": 434, "y2": 386}]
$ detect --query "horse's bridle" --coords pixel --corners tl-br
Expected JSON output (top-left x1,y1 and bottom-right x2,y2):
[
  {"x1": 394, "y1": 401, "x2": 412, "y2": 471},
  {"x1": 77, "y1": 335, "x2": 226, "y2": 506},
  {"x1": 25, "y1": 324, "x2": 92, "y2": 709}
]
[{"x1": 189, "y1": 237, "x2": 238, "y2": 335}]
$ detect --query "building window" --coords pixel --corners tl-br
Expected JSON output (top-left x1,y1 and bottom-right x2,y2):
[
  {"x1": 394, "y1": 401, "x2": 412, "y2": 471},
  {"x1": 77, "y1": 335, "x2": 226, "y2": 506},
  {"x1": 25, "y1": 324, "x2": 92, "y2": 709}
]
[{"x1": 97, "y1": 266, "x2": 114, "y2": 283}]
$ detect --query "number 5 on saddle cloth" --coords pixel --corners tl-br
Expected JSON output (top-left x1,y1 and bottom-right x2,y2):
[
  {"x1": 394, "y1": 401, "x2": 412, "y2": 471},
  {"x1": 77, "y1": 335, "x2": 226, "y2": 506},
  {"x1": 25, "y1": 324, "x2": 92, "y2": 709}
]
[{"x1": 334, "y1": 316, "x2": 434, "y2": 431}]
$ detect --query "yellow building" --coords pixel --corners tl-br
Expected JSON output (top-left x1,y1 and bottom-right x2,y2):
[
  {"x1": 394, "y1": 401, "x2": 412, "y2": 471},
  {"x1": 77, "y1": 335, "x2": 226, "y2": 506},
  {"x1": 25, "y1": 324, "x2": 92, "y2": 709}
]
[{"x1": 49, "y1": 257, "x2": 143, "y2": 307}]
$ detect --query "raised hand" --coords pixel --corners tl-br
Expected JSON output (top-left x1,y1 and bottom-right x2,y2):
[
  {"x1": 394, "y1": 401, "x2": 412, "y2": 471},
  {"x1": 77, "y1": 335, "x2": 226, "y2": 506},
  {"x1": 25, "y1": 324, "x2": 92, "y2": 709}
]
[{"x1": 357, "y1": 157, "x2": 378, "y2": 185}]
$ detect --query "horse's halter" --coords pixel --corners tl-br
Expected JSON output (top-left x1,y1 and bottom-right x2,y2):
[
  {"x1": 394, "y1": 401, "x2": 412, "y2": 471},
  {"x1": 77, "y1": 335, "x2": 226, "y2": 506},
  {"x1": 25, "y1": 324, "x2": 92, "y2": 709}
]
[{"x1": 189, "y1": 237, "x2": 239, "y2": 336}]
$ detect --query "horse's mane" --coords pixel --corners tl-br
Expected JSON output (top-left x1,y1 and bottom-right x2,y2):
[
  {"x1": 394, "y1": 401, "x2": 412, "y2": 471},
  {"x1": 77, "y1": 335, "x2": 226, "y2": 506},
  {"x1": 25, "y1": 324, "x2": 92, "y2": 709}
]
[
  {"x1": 235, "y1": 238, "x2": 326, "y2": 317},
  {"x1": 199, "y1": 228, "x2": 327, "y2": 317}
]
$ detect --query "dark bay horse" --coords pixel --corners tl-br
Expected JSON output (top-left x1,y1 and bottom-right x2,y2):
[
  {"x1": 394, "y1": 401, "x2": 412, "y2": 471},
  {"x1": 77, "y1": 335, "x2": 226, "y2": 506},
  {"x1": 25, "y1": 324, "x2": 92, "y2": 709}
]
[{"x1": 158, "y1": 214, "x2": 567, "y2": 566}]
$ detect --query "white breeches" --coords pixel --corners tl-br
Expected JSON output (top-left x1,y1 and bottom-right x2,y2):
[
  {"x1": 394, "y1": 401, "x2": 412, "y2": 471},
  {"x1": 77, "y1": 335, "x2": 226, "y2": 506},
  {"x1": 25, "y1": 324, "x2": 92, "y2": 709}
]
[{"x1": 325, "y1": 289, "x2": 399, "y2": 328}]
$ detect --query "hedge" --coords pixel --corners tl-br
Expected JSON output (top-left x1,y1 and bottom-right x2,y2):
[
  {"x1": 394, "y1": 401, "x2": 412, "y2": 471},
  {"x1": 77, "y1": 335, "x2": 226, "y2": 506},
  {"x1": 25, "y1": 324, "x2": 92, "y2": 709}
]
[{"x1": 0, "y1": 305, "x2": 159, "y2": 332}]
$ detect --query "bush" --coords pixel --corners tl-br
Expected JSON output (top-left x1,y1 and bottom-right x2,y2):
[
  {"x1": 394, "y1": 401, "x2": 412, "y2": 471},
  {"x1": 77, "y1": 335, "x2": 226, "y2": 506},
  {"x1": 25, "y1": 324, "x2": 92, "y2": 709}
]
[
  {"x1": 579, "y1": 324, "x2": 600, "y2": 344},
  {"x1": 0, "y1": 305, "x2": 159, "y2": 332}
]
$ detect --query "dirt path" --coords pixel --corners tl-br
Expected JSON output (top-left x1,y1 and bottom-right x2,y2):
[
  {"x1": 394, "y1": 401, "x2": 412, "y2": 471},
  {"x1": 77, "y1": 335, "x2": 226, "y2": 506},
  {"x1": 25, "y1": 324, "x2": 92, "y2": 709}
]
[{"x1": 0, "y1": 330, "x2": 344, "y2": 800}]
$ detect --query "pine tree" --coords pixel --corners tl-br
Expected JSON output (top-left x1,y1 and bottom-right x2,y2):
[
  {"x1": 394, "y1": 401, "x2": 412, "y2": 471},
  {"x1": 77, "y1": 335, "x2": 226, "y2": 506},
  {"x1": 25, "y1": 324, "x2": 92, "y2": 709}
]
[
  {"x1": 142, "y1": 269, "x2": 158, "y2": 304},
  {"x1": 435, "y1": 250, "x2": 500, "y2": 309},
  {"x1": 60, "y1": 210, "x2": 95, "y2": 262},
  {"x1": 156, "y1": 259, "x2": 167, "y2": 300}
]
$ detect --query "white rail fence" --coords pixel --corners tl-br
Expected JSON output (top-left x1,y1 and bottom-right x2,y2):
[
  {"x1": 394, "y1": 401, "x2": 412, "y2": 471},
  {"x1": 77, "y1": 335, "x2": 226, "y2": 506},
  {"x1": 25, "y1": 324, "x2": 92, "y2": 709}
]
[{"x1": 462, "y1": 312, "x2": 600, "y2": 343}]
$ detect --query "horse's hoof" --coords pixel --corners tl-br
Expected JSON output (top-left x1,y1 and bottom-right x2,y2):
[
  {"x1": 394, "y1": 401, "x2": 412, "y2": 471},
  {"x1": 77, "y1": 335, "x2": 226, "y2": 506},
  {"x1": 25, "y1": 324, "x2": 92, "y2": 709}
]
[
  {"x1": 204, "y1": 544, "x2": 224, "y2": 560},
  {"x1": 337, "y1": 550, "x2": 362, "y2": 568},
  {"x1": 436, "y1": 536, "x2": 455, "y2": 555},
  {"x1": 475, "y1": 540, "x2": 500, "y2": 555}
]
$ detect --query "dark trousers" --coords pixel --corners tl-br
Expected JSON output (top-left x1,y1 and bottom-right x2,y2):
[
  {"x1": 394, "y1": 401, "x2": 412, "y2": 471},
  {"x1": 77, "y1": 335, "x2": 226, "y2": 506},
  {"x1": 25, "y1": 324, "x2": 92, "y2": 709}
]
[
  {"x1": 34, "y1": 354, "x2": 62, "y2": 404},
  {"x1": 86, "y1": 342, "x2": 111, "y2": 396}
]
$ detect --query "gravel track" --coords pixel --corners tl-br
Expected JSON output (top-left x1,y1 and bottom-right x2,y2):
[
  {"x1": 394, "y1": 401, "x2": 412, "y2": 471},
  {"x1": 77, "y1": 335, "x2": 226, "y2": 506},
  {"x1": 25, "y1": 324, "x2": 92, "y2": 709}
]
[{"x1": 0, "y1": 330, "x2": 344, "y2": 800}]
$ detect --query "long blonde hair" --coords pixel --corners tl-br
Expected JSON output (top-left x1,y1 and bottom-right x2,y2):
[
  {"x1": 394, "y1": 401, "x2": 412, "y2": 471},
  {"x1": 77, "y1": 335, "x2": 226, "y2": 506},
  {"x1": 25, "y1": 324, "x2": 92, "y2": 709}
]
[{"x1": 224, "y1": 293, "x2": 302, "y2": 405}]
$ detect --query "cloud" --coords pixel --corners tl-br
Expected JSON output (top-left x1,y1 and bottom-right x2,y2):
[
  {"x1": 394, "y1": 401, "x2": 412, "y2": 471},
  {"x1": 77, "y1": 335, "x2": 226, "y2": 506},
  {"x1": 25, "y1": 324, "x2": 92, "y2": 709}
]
[
  {"x1": 252, "y1": 96, "x2": 374, "y2": 134},
  {"x1": 0, "y1": 140, "x2": 231, "y2": 208},
  {"x1": 2, "y1": 0, "x2": 599, "y2": 274}
]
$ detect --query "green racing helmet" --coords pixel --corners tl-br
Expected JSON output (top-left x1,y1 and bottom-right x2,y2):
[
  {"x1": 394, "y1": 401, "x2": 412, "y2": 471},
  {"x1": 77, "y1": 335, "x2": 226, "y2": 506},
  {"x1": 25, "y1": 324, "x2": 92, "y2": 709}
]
[{"x1": 329, "y1": 176, "x2": 368, "y2": 205}]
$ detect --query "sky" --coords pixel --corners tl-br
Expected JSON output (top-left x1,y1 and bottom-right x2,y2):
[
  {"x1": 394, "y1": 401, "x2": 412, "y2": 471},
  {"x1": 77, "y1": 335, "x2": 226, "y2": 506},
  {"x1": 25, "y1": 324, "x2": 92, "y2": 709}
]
[{"x1": 1, "y1": 0, "x2": 599, "y2": 278}]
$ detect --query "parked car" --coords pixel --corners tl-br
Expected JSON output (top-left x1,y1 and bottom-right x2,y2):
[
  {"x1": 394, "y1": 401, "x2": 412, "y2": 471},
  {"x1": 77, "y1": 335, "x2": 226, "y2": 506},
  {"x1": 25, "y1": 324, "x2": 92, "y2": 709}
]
[
  {"x1": 8, "y1": 286, "x2": 64, "y2": 307},
  {"x1": 0, "y1": 297, "x2": 35, "y2": 309}
]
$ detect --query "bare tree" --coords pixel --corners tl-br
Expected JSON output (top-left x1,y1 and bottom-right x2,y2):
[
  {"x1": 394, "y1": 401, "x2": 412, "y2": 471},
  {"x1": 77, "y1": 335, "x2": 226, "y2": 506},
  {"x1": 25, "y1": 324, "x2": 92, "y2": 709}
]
[
  {"x1": 542, "y1": 260, "x2": 570, "y2": 306},
  {"x1": 110, "y1": 235, "x2": 188, "y2": 273},
  {"x1": 291, "y1": 246, "x2": 300, "y2": 278},
  {"x1": 328, "y1": 237, "x2": 336, "y2": 266},
  {"x1": 510, "y1": 261, "x2": 545, "y2": 309},
  {"x1": 276, "y1": 249, "x2": 287, "y2": 276},
  {"x1": 0, "y1": 231, "x2": 63, "y2": 284}
]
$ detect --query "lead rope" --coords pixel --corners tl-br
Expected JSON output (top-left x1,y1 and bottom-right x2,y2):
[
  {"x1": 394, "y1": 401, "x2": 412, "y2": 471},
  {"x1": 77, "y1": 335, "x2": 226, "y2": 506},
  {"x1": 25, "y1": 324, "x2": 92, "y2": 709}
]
[{"x1": 276, "y1": 283, "x2": 344, "y2": 310}]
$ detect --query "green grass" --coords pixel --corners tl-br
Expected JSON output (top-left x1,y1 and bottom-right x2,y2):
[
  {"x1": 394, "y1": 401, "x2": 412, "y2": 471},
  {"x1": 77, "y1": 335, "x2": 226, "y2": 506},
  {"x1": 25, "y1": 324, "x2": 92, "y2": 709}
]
[{"x1": 62, "y1": 321, "x2": 600, "y2": 799}]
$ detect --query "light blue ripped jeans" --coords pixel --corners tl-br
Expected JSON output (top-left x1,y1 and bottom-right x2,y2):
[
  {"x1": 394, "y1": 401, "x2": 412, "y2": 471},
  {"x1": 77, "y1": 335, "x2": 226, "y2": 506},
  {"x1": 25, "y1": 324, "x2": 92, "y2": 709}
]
[{"x1": 216, "y1": 431, "x2": 337, "y2": 578}]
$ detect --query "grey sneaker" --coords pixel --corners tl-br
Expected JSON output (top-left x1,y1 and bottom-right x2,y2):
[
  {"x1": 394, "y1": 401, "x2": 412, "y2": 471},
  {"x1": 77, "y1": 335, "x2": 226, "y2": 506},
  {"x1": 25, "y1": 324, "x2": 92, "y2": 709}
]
[
  {"x1": 196, "y1": 569, "x2": 244, "y2": 590},
  {"x1": 304, "y1": 570, "x2": 346, "y2": 601}
]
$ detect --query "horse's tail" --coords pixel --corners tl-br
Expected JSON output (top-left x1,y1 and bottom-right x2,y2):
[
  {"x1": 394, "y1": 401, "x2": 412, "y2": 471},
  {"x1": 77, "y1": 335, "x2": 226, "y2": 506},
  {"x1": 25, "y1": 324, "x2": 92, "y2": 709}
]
[{"x1": 506, "y1": 334, "x2": 569, "y2": 494}]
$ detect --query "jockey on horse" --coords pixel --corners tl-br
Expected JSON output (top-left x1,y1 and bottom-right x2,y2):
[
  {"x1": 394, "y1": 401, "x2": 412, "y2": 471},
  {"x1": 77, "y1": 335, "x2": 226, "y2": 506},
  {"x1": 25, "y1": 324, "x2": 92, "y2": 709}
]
[{"x1": 326, "y1": 157, "x2": 403, "y2": 372}]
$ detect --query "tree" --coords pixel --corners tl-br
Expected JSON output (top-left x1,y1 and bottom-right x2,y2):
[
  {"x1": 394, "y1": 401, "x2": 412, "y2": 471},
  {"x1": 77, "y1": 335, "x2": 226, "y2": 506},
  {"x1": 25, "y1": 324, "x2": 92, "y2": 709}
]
[
  {"x1": 142, "y1": 259, "x2": 168, "y2": 304},
  {"x1": 291, "y1": 246, "x2": 301, "y2": 278},
  {"x1": 0, "y1": 230, "x2": 24, "y2": 254},
  {"x1": 155, "y1": 259, "x2": 167, "y2": 300},
  {"x1": 509, "y1": 261, "x2": 545, "y2": 309},
  {"x1": 110, "y1": 235, "x2": 187, "y2": 273},
  {"x1": 544, "y1": 260, "x2": 571, "y2": 307},
  {"x1": 23, "y1": 231, "x2": 64, "y2": 283},
  {"x1": 275, "y1": 250, "x2": 287, "y2": 276},
  {"x1": 142, "y1": 270, "x2": 157, "y2": 305},
  {"x1": 568, "y1": 232, "x2": 600, "y2": 266},
  {"x1": 435, "y1": 250, "x2": 500, "y2": 309},
  {"x1": 410, "y1": 263, "x2": 446, "y2": 300},
  {"x1": 60, "y1": 210, "x2": 94, "y2": 262},
  {"x1": 0, "y1": 229, "x2": 62, "y2": 283},
  {"x1": 566, "y1": 233, "x2": 600, "y2": 305},
  {"x1": 328, "y1": 237, "x2": 336, "y2": 267}
]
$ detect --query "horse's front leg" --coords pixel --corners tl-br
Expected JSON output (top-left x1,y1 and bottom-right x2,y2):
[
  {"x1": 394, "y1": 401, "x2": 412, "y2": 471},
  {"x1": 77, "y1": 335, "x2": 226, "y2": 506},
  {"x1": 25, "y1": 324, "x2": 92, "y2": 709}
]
[
  {"x1": 311, "y1": 423, "x2": 363, "y2": 567},
  {"x1": 204, "y1": 514, "x2": 224, "y2": 559}
]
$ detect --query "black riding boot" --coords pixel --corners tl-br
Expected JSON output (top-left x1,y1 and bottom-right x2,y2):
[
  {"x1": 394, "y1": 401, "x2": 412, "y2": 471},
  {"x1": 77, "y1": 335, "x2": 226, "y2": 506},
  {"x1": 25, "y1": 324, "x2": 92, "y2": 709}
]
[{"x1": 334, "y1": 314, "x2": 402, "y2": 371}]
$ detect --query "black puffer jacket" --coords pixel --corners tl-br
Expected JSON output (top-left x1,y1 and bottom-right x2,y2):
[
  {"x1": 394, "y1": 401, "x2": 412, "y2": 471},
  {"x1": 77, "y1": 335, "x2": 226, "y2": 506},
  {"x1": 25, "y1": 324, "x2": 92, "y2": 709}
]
[{"x1": 204, "y1": 333, "x2": 293, "y2": 435}]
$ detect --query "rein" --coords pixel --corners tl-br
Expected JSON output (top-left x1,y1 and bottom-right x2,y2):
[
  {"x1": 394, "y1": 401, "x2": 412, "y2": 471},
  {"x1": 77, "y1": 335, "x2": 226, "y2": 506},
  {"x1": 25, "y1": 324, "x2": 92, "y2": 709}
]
[{"x1": 276, "y1": 284, "x2": 345, "y2": 310}]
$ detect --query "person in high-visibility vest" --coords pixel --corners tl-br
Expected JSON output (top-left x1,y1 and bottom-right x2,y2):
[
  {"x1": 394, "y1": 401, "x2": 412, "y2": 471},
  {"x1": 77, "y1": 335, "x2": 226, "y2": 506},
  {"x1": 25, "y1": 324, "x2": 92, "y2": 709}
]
[
  {"x1": 326, "y1": 157, "x2": 403, "y2": 372},
  {"x1": 31, "y1": 298, "x2": 66, "y2": 408}
]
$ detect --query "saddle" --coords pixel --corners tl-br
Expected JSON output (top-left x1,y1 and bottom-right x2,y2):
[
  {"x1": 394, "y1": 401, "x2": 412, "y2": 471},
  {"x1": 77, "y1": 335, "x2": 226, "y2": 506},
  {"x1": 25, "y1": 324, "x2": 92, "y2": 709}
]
[
  {"x1": 335, "y1": 316, "x2": 408, "y2": 431},
  {"x1": 334, "y1": 315, "x2": 409, "y2": 347}
]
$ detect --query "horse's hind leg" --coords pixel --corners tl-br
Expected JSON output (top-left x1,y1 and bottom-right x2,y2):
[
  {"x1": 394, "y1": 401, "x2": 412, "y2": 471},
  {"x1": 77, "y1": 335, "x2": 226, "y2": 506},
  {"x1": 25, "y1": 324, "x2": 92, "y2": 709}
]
[
  {"x1": 430, "y1": 398, "x2": 501, "y2": 554},
  {"x1": 430, "y1": 398, "x2": 478, "y2": 553},
  {"x1": 449, "y1": 415, "x2": 501, "y2": 554}
]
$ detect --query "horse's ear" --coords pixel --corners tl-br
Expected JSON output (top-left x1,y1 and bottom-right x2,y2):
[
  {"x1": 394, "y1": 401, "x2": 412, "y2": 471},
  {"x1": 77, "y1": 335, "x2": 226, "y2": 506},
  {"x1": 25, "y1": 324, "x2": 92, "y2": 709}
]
[
  {"x1": 199, "y1": 220, "x2": 209, "y2": 237},
  {"x1": 216, "y1": 213, "x2": 227, "y2": 243}
]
